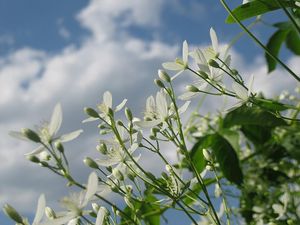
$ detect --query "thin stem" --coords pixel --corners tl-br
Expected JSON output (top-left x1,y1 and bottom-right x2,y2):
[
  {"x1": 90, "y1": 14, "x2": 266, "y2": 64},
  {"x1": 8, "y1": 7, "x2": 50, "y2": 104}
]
[
  {"x1": 220, "y1": 0, "x2": 300, "y2": 82},
  {"x1": 275, "y1": 0, "x2": 300, "y2": 35}
]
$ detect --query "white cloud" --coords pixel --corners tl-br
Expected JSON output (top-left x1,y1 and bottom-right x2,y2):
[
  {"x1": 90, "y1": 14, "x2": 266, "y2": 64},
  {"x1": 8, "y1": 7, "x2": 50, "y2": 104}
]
[{"x1": 1, "y1": 0, "x2": 299, "y2": 218}]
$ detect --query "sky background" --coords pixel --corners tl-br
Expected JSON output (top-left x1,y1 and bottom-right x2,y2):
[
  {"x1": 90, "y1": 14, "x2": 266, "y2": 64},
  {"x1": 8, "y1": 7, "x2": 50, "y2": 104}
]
[{"x1": 0, "y1": 0, "x2": 299, "y2": 224}]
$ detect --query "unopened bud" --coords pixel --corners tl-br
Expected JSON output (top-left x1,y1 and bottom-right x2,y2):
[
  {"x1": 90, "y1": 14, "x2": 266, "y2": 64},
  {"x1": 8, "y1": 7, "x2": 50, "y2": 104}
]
[
  {"x1": 84, "y1": 157, "x2": 99, "y2": 169},
  {"x1": 203, "y1": 148, "x2": 212, "y2": 161},
  {"x1": 3, "y1": 204, "x2": 23, "y2": 223},
  {"x1": 108, "y1": 108, "x2": 114, "y2": 117},
  {"x1": 21, "y1": 128, "x2": 40, "y2": 143},
  {"x1": 149, "y1": 135, "x2": 156, "y2": 140},
  {"x1": 97, "y1": 143, "x2": 107, "y2": 154},
  {"x1": 125, "y1": 107, "x2": 133, "y2": 121},
  {"x1": 186, "y1": 85, "x2": 199, "y2": 92},
  {"x1": 231, "y1": 69, "x2": 238, "y2": 75},
  {"x1": 165, "y1": 165, "x2": 172, "y2": 173},
  {"x1": 208, "y1": 59, "x2": 219, "y2": 68},
  {"x1": 45, "y1": 207, "x2": 56, "y2": 219},
  {"x1": 84, "y1": 107, "x2": 99, "y2": 118},
  {"x1": 154, "y1": 79, "x2": 165, "y2": 88},
  {"x1": 27, "y1": 155, "x2": 40, "y2": 163},
  {"x1": 117, "y1": 120, "x2": 124, "y2": 127},
  {"x1": 158, "y1": 70, "x2": 171, "y2": 82},
  {"x1": 55, "y1": 142, "x2": 64, "y2": 153}
]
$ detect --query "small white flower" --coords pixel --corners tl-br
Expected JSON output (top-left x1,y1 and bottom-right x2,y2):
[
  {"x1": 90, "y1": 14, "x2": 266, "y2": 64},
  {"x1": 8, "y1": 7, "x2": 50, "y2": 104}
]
[
  {"x1": 42, "y1": 172, "x2": 98, "y2": 225},
  {"x1": 231, "y1": 74, "x2": 255, "y2": 108},
  {"x1": 135, "y1": 90, "x2": 190, "y2": 128},
  {"x1": 10, "y1": 103, "x2": 83, "y2": 158},
  {"x1": 162, "y1": 40, "x2": 189, "y2": 80},
  {"x1": 83, "y1": 91, "x2": 127, "y2": 123}
]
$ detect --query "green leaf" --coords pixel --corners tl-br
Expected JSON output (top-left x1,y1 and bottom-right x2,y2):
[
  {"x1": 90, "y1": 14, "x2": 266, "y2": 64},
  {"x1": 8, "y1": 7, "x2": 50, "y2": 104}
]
[
  {"x1": 141, "y1": 195, "x2": 161, "y2": 225},
  {"x1": 265, "y1": 29, "x2": 289, "y2": 72},
  {"x1": 190, "y1": 138, "x2": 207, "y2": 174},
  {"x1": 241, "y1": 125, "x2": 272, "y2": 145},
  {"x1": 286, "y1": 28, "x2": 300, "y2": 55},
  {"x1": 225, "y1": 0, "x2": 292, "y2": 24},
  {"x1": 253, "y1": 98, "x2": 291, "y2": 111},
  {"x1": 220, "y1": 129, "x2": 240, "y2": 152},
  {"x1": 223, "y1": 105, "x2": 287, "y2": 128},
  {"x1": 210, "y1": 134, "x2": 243, "y2": 185}
]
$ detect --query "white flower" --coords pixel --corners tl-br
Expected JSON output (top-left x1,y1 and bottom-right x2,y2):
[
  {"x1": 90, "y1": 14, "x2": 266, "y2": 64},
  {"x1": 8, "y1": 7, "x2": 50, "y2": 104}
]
[
  {"x1": 178, "y1": 81, "x2": 209, "y2": 100},
  {"x1": 42, "y1": 172, "x2": 98, "y2": 225},
  {"x1": 83, "y1": 91, "x2": 127, "y2": 123},
  {"x1": 10, "y1": 103, "x2": 83, "y2": 158},
  {"x1": 232, "y1": 74, "x2": 255, "y2": 106},
  {"x1": 135, "y1": 90, "x2": 190, "y2": 128},
  {"x1": 162, "y1": 40, "x2": 189, "y2": 80},
  {"x1": 190, "y1": 28, "x2": 231, "y2": 82}
]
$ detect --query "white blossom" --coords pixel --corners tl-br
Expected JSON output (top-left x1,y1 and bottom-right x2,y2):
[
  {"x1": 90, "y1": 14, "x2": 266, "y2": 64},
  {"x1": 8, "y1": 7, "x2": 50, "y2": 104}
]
[{"x1": 10, "y1": 103, "x2": 82, "y2": 158}]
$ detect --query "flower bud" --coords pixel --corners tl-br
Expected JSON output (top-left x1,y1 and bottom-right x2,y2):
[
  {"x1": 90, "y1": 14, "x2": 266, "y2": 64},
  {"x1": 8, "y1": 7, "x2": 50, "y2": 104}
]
[
  {"x1": 203, "y1": 148, "x2": 212, "y2": 161},
  {"x1": 158, "y1": 70, "x2": 171, "y2": 82},
  {"x1": 40, "y1": 161, "x2": 49, "y2": 167},
  {"x1": 84, "y1": 157, "x2": 99, "y2": 169},
  {"x1": 186, "y1": 85, "x2": 199, "y2": 92},
  {"x1": 26, "y1": 155, "x2": 40, "y2": 163},
  {"x1": 125, "y1": 107, "x2": 133, "y2": 121},
  {"x1": 154, "y1": 79, "x2": 165, "y2": 88},
  {"x1": 165, "y1": 164, "x2": 172, "y2": 173},
  {"x1": 55, "y1": 142, "x2": 64, "y2": 153},
  {"x1": 21, "y1": 128, "x2": 40, "y2": 143},
  {"x1": 231, "y1": 69, "x2": 238, "y2": 75},
  {"x1": 117, "y1": 120, "x2": 124, "y2": 127},
  {"x1": 108, "y1": 108, "x2": 114, "y2": 117},
  {"x1": 97, "y1": 143, "x2": 107, "y2": 154},
  {"x1": 208, "y1": 59, "x2": 219, "y2": 68},
  {"x1": 84, "y1": 107, "x2": 99, "y2": 118},
  {"x1": 206, "y1": 165, "x2": 213, "y2": 171},
  {"x1": 3, "y1": 204, "x2": 23, "y2": 223},
  {"x1": 45, "y1": 207, "x2": 56, "y2": 219}
]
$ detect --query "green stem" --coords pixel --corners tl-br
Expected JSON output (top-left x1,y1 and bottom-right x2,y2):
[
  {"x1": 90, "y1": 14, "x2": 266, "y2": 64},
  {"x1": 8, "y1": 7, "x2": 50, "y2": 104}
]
[{"x1": 219, "y1": 0, "x2": 300, "y2": 82}]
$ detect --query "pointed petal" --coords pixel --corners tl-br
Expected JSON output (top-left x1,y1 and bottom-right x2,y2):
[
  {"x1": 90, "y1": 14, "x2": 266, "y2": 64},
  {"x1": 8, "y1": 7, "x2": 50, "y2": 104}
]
[
  {"x1": 41, "y1": 214, "x2": 75, "y2": 225},
  {"x1": 182, "y1": 40, "x2": 188, "y2": 64},
  {"x1": 95, "y1": 157, "x2": 120, "y2": 167},
  {"x1": 32, "y1": 194, "x2": 46, "y2": 225},
  {"x1": 156, "y1": 91, "x2": 168, "y2": 118},
  {"x1": 9, "y1": 131, "x2": 30, "y2": 141},
  {"x1": 248, "y1": 74, "x2": 254, "y2": 97},
  {"x1": 178, "y1": 101, "x2": 191, "y2": 114},
  {"x1": 115, "y1": 99, "x2": 127, "y2": 112},
  {"x1": 67, "y1": 219, "x2": 79, "y2": 225},
  {"x1": 59, "y1": 130, "x2": 83, "y2": 143},
  {"x1": 171, "y1": 70, "x2": 184, "y2": 81},
  {"x1": 210, "y1": 27, "x2": 219, "y2": 54},
  {"x1": 84, "y1": 172, "x2": 98, "y2": 206},
  {"x1": 128, "y1": 143, "x2": 139, "y2": 154},
  {"x1": 134, "y1": 120, "x2": 161, "y2": 128},
  {"x1": 95, "y1": 207, "x2": 106, "y2": 225},
  {"x1": 178, "y1": 92, "x2": 197, "y2": 101},
  {"x1": 103, "y1": 91, "x2": 112, "y2": 108},
  {"x1": 24, "y1": 145, "x2": 45, "y2": 156},
  {"x1": 232, "y1": 83, "x2": 248, "y2": 101},
  {"x1": 49, "y1": 103, "x2": 63, "y2": 136},
  {"x1": 162, "y1": 62, "x2": 183, "y2": 71},
  {"x1": 82, "y1": 117, "x2": 99, "y2": 123}
]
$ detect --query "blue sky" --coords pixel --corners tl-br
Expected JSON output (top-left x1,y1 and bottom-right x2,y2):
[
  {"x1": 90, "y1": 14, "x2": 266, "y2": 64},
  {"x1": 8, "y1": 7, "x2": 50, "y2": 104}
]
[{"x1": 0, "y1": 1, "x2": 298, "y2": 224}]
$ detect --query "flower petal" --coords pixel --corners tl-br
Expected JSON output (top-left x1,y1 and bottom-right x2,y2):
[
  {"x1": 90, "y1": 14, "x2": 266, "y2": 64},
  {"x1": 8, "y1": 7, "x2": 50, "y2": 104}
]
[
  {"x1": 59, "y1": 130, "x2": 83, "y2": 143},
  {"x1": 24, "y1": 145, "x2": 45, "y2": 156},
  {"x1": 115, "y1": 99, "x2": 127, "y2": 112},
  {"x1": 103, "y1": 91, "x2": 112, "y2": 108},
  {"x1": 9, "y1": 131, "x2": 30, "y2": 141},
  {"x1": 171, "y1": 70, "x2": 184, "y2": 81},
  {"x1": 178, "y1": 101, "x2": 191, "y2": 114},
  {"x1": 82, "y1": 117, "x2": 99, "y2": 123},
  {"x1": 210, "y1": 27, "x2": 219, "y2": 54},
  {"x1": 232, "y1": 83, "x2": 248, "y2": 101},
  {"x1": 182, "y1": 40, "x2": 188, "y2": 64},
  {"x1": 49, "y1": 103, "x2": 63, "y2": 136},
  {"x1": 96, "y1": 157, "x2": 120, "y2": 167},
  {"x1": 134, "y1": 120, "x2": 161, "y2": 128},
  {"x1": 96, "y1": 207, "x2": 107, "y2": 225},
  {"x1": 247, "y1": 74, "x2": 254, "y2": 97},
  {"x1": 178, "y1": 92, "x2": 197, "y2": 101},
  {"x1": 41, "y1": 213, "x2": 76, "y2": 225},
  {"x1": 32, "y1": 194, "x2": 46, "y2": 225},
  {"x1": 84, "y1": 172, "x2": 98, "y2": 206},
  {"x1": 162, "y1": 62, "x2": 183, "y2": 71}
]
